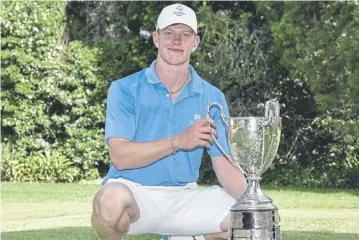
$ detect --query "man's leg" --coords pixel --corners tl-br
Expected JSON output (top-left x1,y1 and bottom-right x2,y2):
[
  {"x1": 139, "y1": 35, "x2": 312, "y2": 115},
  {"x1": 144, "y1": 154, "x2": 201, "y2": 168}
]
[
  {"x1": 161, "y1": 214, "x2": 229, "y2": 240},
  {"x1": 91, "y1": 182, "x2": 140, "y2": 240},
  {"x1": 167, "y1": 214, "x2": 229, "y2": 240},
  {"x1": 203, "y1": 213, "x2": 229, "y2": 240},
  {"x1": 158, "y1": 185, "x2": 234, "y2": 239}
]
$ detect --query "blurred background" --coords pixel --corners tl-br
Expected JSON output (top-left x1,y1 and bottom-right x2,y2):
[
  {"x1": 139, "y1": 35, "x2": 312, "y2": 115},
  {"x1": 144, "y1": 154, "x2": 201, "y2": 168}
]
[{"x1": 1, "y1": 0, "x2": 358, "y2": 189}]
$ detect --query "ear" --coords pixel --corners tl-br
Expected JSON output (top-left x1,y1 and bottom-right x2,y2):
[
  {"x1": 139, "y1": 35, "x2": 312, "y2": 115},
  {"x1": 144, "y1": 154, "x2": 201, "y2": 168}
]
[
  {"x1": 153, "y1": 31, "x2": 160, "y2": 49},
  {"x1": 191, "y1": 35, "x2": 201, "y2": 52}
]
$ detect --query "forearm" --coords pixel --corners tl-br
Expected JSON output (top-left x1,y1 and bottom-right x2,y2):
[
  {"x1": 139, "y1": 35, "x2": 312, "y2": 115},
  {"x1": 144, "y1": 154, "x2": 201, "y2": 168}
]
[
  {"x1": 109, "y1": 137, "x2": 175, "y2": 170},
  {"x1": 212, "y1": 156, "x2": 247, "y2": 199},
  {"x1": 220, "y1": 167, "x2": 247, "y2": 200}
]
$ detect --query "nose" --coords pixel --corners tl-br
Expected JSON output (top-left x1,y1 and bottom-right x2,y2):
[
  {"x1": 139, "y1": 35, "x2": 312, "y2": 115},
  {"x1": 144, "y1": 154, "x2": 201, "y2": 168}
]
[{"x1": 171, "y1": 33, "x2": 182, "y2": 44}]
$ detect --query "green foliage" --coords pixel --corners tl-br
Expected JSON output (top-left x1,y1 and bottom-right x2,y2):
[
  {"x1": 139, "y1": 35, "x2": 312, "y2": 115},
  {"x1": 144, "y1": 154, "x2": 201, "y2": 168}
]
[
  {"x1": 1, "y1": 0, "x2": 66, "y2": 149},
  {"x1": 1, "y1": 144, "x2": 78, "y2": 183},
  {"x1": 65, "y1": 1, "x2": 158, "y2": 80},
  {"x1": 193, "y1": 6, "x2": 273, "y2": 116},
  {"x1": 50, "y1": 40, "x2": 108, "y2": 180},
  {"x1": 257, "y1": 1, "x2": 359, "y2": 188},
  {"x1": 1, "y1": 142, "x2": 24, "y2": 180},
  {"x1": 1, "y1": 1, "x2": 106, "y2": 182}
]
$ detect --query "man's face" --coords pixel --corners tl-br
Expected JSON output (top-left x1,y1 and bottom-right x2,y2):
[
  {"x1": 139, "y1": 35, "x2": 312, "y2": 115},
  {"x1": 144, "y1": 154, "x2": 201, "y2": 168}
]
[{"x1": 153, "y1": 24, "x2": 200, "y2": 66}]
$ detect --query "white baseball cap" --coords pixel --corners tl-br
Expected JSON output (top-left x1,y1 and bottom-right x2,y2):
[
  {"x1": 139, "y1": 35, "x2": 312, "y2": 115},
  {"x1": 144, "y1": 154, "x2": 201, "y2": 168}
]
[{"x1": 156, "y1": 3, "x2": 197, "y2": 33}]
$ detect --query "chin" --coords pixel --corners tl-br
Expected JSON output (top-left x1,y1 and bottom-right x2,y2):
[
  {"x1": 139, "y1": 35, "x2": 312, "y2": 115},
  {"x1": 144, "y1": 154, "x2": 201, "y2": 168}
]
[
  {"x1": 159, "y1": 52, "x2": 189, "y2": 66},
  {"x1": 168, "y1": 60, "x2": 186, "y2": 65},
  {"x1": 166, "y1": 56, "x2": 188, "y2": 66}
]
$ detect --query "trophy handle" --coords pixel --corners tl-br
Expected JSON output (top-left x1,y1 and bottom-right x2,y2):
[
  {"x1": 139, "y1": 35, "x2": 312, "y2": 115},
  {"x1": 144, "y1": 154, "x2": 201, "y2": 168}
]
[
  {"x1": 261, "y1": 100, "x2": 281, "y2": 175},
  {"x1": 206, "y1": 103, "x2": 246, "y2": 175}
]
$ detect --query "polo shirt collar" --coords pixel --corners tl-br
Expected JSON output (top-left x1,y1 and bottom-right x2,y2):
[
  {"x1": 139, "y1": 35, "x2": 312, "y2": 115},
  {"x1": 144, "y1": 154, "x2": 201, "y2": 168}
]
[
  {"x1": 145, "y1": 60, "x2": 204, "y2": 94},
  {"x1": 188, "y1": 64, "x2": 204, "y2": 95}
]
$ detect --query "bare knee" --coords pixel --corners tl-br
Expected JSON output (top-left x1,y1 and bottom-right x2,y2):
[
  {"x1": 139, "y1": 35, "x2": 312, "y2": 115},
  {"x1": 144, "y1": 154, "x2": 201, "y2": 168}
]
[
  {"x1": 219, "y1": 213, "x2": 229, "y2": 232},
  {"x1": 92, "y1": 182, "x2": 139, "y2": 226},
  {"x1": 203, "y1": 214, "x2": 230, "y2": 240}
]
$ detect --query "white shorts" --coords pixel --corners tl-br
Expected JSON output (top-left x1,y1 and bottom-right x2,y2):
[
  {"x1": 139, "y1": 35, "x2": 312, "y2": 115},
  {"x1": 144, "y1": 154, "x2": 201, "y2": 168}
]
[{"x1": 105, "y1": 177, "x2": 235, "y2": 236}]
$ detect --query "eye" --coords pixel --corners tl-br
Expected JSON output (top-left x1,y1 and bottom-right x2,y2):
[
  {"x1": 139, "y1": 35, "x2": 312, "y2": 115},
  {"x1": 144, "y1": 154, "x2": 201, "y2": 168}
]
[
  {"x1": 164, "y1": 31, "x2": 174, "y2": 36},
  {"x1": 181, "y1": 32, "x2": 193, "y2": 40}
]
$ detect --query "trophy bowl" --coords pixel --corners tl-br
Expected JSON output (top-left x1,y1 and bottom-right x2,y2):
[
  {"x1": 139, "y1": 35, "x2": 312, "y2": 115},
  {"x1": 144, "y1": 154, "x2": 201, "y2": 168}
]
[{"x1": 206, "y1": 100, "x2": 282, "y2": 240}]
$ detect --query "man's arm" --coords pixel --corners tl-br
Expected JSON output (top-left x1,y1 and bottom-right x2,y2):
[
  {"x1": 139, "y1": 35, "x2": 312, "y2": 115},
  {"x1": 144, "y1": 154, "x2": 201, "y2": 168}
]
[
  {"x1": 211, "y1": 155, "x2": 247, "y2": 199},
  {"x1": 109, "y1": 117, "x2": 217, "y2": 170},
  {"x1": 108, "y1": 137, "x2": 174, "y2": 170}
]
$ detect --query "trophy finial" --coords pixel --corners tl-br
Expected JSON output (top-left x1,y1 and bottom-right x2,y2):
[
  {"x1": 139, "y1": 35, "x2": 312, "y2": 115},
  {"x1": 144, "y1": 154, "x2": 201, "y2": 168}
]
[{"x1": 265, "y1": 99, "x2": 280, "y2": 120}]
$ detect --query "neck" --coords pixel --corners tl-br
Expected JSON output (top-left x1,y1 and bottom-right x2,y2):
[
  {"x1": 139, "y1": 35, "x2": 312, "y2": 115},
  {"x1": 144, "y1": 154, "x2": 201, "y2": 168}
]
[{"x1": 155, "y1": 57, "x2": 189, "y2": 91}]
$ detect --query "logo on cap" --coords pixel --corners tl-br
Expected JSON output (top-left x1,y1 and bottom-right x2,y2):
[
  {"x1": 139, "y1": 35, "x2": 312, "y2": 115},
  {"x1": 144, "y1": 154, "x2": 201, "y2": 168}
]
[
  {"x1": 173, "y1": 4, "x2": 185, "y2": 16},
  {"x1": 176, "y1": 5, "x2": 183, "y2": 11}
]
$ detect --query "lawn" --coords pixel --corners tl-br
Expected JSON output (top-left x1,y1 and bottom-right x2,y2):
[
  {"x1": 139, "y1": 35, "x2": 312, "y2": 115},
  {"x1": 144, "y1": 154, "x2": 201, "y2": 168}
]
[{"x1": 1, "y1": 182, "x2": 359, "y2": 240}]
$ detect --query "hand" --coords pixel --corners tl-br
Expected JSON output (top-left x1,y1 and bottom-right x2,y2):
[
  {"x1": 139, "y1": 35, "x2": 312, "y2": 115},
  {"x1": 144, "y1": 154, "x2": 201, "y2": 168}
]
[{"x1": 173, "y1": 116, "x2": 217, "y2": 150}]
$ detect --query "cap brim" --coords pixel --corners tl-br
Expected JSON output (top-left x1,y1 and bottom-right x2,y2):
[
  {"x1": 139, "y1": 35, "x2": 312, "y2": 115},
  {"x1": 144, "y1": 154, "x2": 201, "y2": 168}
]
[{"x1": 157, "y1": 20, "x2": 197, "y2": 33}]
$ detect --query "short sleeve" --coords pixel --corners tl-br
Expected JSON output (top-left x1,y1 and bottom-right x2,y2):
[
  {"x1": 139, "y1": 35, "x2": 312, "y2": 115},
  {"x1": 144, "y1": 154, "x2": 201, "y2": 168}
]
[
  {"x1": 207, "y1": 93, "x2": 231, "y2": 157},
  {"x1": 105, "y1": 82, "x2": 136, "y2": 144}
]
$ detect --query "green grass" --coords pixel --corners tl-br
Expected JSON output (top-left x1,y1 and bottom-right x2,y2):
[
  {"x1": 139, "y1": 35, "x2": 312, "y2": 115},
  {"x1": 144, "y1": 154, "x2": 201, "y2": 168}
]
[
  {"x1": 1, "y1": 182, "x2": 359, "y2": 240},
  {"x1": 2, "y1": 229, "x2": 359, "y2": 240}
]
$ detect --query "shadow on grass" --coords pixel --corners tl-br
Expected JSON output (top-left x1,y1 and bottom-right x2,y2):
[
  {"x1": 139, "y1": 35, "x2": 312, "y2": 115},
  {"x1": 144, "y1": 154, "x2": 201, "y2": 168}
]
[{"x1": 2, "y1": 227, "x2": 359, "y2": 240}]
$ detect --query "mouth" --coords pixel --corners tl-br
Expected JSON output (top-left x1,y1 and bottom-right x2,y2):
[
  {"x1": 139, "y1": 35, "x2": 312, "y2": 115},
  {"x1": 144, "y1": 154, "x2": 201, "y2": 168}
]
[{"x1": 167, "y1": 48, "x2": 184, "y2": 54}]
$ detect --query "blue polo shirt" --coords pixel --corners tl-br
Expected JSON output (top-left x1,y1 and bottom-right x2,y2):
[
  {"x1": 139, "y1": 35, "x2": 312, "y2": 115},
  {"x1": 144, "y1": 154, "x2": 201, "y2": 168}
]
[{"x1": 103, "y1": 60, "x2": 230, "y2": 186}]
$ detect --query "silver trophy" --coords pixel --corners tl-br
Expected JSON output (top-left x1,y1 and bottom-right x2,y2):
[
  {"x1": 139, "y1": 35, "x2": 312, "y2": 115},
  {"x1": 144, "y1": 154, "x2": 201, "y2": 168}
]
[{"x1": 206, "y1": 100, "x2": 282, "y2": 240}]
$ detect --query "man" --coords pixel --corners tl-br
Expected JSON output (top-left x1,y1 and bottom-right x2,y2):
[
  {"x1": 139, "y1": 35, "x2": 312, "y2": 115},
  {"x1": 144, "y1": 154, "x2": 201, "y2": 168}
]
[{"x1": 91, "y1": 3, "x2": 247, "y2": 240}]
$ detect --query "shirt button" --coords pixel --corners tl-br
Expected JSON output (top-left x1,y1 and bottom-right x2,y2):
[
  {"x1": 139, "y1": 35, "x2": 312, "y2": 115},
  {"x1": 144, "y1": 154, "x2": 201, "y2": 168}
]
[
  {"x1": 166, "y1": 94, "x2": 169, "y2": 97},
  {"x1": 161, "y1": 84, "x2": 164, "y2": 87}
]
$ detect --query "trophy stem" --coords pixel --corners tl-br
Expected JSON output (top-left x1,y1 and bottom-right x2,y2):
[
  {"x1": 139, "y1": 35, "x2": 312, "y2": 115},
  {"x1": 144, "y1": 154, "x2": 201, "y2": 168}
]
[
  {"x1": 246, "y1": 175, "x2": 262, "y2": 195},
  {"x1": 229, "y1": 176, "x2": 282, "y2": 239},
  {"x1": 244, "y1": 177, "x2": 266, "y2": 202},
  {"x1": 232, "y1": 176, "x2": 273, "y2": 211}
]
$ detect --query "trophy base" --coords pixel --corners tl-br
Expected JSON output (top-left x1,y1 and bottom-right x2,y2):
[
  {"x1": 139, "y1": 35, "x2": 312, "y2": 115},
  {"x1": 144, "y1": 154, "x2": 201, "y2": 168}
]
[
  {"x1": 229, "y1": 179, "x2": 282, "y2": 240},
  {"x1": 229, "y1": 209, "x2": 281, "y2": 240}
]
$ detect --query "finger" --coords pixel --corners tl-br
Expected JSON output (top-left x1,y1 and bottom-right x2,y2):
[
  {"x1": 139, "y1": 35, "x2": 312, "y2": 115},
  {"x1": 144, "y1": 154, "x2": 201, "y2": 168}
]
[
  {"x1": 206, "y1": 116, "x2": 216, "y2": 128},
  {"x1": 199, "y1": 139, "x2": 211, "y2": 148},
  {"x1": 200, "y1": 126, "x2": 218, "y2": 137},
  {"x1": 199, "y1": 133, "x2": 214, "y2": 142},
  {"x1": 198, "y1": 117, "x2": 210, "y2": 126},
  {"x1": 197, "y1": 116, "x2": 213, "y2": 126}
]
